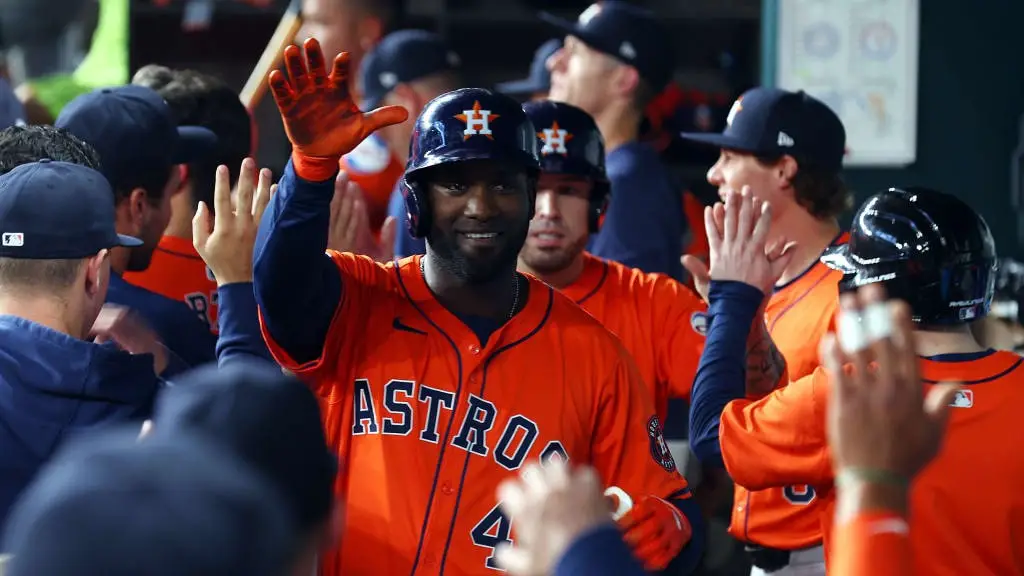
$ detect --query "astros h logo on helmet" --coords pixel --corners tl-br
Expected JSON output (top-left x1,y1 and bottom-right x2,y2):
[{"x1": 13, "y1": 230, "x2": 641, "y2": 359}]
[
  {"x1": 538, "y1": 121, "x2": 573, "y2": 156},
  {"x1": 454, "y1": 101, "x2": 500, "y2": 140}
]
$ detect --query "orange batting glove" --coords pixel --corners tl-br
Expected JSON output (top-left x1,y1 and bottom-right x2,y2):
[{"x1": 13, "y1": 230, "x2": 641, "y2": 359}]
[
  {"x1": 617, "y1": 495, "x2": 692, "y2": 571},
  {"x1": 267, "y1": 38, "x2": 408, "y2": 181}
]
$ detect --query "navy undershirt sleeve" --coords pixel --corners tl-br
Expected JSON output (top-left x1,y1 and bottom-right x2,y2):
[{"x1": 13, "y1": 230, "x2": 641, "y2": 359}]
[{"x1": 214, "y1": 282, "x2": 274, "y2": 367}]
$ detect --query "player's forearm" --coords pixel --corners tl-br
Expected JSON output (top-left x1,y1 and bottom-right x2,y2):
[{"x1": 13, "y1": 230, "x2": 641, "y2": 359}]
[
  {"x1": 659, "y1": 496, "x2": 706, "y2": 576},
  {"x1": 832, "y1": 483, "x2": 912, "y2": 576},
  {"x1": 744, "y1": 320, "x2": 787, "y2": 398},
  {"x1": 688, "y1": 281, "x2": 763, "y2": 466},
  {"x1": 253, "y1": 160, "x2": 342, "y2": 364},
  {"x1": 555, "y1": 524, "x2": 647, "y2": 576},
  {"x1": 214, "y1": 282, "x2": 275, "y2": 367}
]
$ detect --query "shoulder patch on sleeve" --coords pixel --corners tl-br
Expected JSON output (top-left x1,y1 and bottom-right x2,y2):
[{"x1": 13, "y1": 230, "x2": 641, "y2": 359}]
[
  {"x1": 690, "y1": 311, "x2": 708, "y2": 336},
  {"x1": 342, "y1": 133, "x2": 391, "y2": 174},
  {"x1": 647, "y1": 416, "x2": 677, "y2": 472}
]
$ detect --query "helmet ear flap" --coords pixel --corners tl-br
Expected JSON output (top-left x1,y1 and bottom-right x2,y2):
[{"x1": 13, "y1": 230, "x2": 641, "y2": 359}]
[
  {"x1": 589, "y1": 181, "x2": 610, "y2": 233},
  {"x1": 401, "y1": 176, "x2": 431, "y2": 239}
]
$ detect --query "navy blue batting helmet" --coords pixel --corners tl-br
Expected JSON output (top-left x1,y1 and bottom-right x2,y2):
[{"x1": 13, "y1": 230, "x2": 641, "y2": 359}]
[
  {"x1": 523, "y1": 100, "x2": 610, "y2": 232},
  {"x1": 821, "y1": 186, "x2": 997, "y2": 325},
  {"x1": 401, "y1": 88, "x2": 540, "y2": 238}
]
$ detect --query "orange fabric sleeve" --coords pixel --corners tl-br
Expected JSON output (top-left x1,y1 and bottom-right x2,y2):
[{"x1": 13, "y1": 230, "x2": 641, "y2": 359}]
[
  {"x1": 831, "y1": 511, "x2": 912, "y2": 576},
  {"x1": 719, "y1": 367, "x2": 833, "y2": 490},
  {"x1": 652, "y1": 277, "x2": 707, "y2": 402},
  {"x1": 592, "y1": 344, "x2": 692, "y2": 500}
]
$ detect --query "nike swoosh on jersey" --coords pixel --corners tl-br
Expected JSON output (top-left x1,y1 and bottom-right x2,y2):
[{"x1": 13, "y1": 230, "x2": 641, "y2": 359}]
[{"x1": 392, "y1": 317, "x2": 427, "y2": 335}]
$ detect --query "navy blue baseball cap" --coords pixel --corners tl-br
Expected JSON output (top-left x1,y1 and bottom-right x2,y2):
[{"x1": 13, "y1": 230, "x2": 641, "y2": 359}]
[
  {"x1": 540, "y1": 2, "x2": 675, "y2": 91},
  {"x1": 495, "y1": 38, "x2": 563, "y2": 97},
  {"x1": 359, "y1": 29, "x2": 462, "y2": 110},
  {"x1": 151, "y1": 361, "x2": 337, "y2": 532},
  {"x1": 0, "y1": 160, "x2": 142, "y2": 259},
  {"x1": 55, "y1": 85, "x2": 217, "y2": 190},
  {"x1": 2, "y1": 428, "x2": 295, "y2": 576},
  {"x1": 681, "y1": 87, "x2": 847, "y2": 172}
]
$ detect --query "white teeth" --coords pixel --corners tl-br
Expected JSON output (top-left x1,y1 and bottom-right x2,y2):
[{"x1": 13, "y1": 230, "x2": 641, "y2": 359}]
[{"x1": 464, "y1": 233, "x2": 497, "y2": 239}]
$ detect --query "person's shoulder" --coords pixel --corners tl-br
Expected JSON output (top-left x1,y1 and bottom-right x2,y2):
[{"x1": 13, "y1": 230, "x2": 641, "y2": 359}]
[
  {"x1": 538, "y1": 277, "x2": 633, "y2": 356},
  {"x1": 329, "y1": 251, "x2": 406, "y2": 291},
  {"x1": 603, "y1": 256, "x2": 703, "y2": 309}
]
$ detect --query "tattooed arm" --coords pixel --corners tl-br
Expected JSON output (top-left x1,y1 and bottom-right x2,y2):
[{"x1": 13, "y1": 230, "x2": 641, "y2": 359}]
[{"x1": 744, "y1": 320, "x2": 788, "y2": 398}]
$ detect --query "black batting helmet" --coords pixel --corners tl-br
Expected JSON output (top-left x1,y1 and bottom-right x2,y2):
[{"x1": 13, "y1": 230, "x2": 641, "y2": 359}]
[
  {"x1": 400, "y1": 87, "x2": 540, "y2": 238},
  {"x1": 522, "y1": 100, "x2": 610, "y2": 233},
  {"x1": 821, "y1": 186, "x2": 997, "y2": 325}
]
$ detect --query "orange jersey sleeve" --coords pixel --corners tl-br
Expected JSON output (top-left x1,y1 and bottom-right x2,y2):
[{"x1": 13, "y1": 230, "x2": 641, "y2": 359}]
[
  {"x1": 340, "y1": 134, "x2": 404, "y2": 233},
  {"x1": 832, "y1": 511, "x2": 912, "y2": 576},
  {"x1": 559, "y1": 253, "x2": 707, "y2": 425},
  {"x1": 723, "y1": 368, "x2": 834, "y2": 550},
  {"x1": 123, "y1": 235, "x2": 219, "y2": 334},
  {"x1": 730, "y1": 239, "x2": 846, "y2": 550},
  {"x1": 259, "y1": 253, "x2": 690, "y2": 576}
]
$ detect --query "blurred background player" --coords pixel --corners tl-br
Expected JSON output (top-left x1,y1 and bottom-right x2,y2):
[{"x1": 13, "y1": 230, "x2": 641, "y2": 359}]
[
  {"x1": 2, "y1": 429, "x2": 294, "y2": 576},
  {"x1": 971, "y1": 257, "x2": 1024, "y2": 351},
  {"x1": 147, "y1": 361, "x2": 337, "y2": 576},
  {"x1": 682, "y1": 86, "x2": 848, "y2": 576},
  {"x1": 300, "y1": 0, "x2": 405, "y2": 233},
  {"x1": 125, "y1": 65, "x2": 253, "y2": 335},
  {"x1": 495, "y1": 38, "x2": 562, "y2": 103},
  {"x1": 542, "y1": 2, "x2": 683, "y2": 280},
  {"x1": 55, "y1": 85, "x2": 219, "y2": 375},
  {"x1": 0, "y1": 160, "x2": 161, "y2": 527},
  {"x1": 358, "y1": 29, "x2": 462, "y2": 259}
]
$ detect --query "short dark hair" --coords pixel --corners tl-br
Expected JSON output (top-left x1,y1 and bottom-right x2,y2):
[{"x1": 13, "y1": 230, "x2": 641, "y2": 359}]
[
  {"x1": 0, "y1": 125, "x2": 101, "y2": 175},
  {"x1": 132, "y1": 65, "x2": 252, "y2": 213},
  {"x1": 0, "y1": 258, "x2": 85, "y2": 293},
  {"x1": 755, "y1": 154, "x2": 852, "y2": 219}
]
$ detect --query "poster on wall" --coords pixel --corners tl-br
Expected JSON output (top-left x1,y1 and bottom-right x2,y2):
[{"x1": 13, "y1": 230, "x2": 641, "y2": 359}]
[{"x1": 775, "y1": 0, "x2": 919, "y2": 167}]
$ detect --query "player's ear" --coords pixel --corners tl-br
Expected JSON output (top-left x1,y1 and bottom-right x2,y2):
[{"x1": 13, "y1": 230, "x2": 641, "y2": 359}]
[
  {"x1": 84, "y1": 249, "x2": 109, "y2": 297},
  {"x1": 612, "y1": 64, "x2": 640, "y2": 100},
  {"x1": 776, "y1": 156, "x2": 799, "y2": 186},
  {"x1": 126, "y1": 187, "x2": 149, "y2": 230}
]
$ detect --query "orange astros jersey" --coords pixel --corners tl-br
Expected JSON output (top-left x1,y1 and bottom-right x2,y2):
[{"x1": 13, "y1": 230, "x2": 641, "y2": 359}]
[
  {"x1": 719, "y1": 350, "x2": 1024, "y2": 574},
  {"x1": 557, "y1": 252, "x2": 707, "y2": 423},
  {"x1": 832, "y1": 511, "x2": 912, "y2": 576},
  {"x1": 261, "y1": 253, "x2": 692, "y2": 576},
  {"x1": 123, "y1": 235, "x2": 219, "y2": 334},
  {"x1": 340, "y1": 134, "x2": 404, "y2": 232},
  {"x1": 728, "y1": 234, "x2": 847, "y2": 550}
]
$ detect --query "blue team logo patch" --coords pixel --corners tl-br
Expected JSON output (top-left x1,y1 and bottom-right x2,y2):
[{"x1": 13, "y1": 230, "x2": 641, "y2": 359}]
[
  {"x1": 690, "y1": 311, "x2": 708, "y2": 336},
  {"x1": 647, "y1": 416, "x2": 677, "y2": 472}
]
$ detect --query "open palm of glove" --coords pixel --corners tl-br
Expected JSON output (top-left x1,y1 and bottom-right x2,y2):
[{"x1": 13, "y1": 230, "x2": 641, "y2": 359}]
[{"x1": 268, "y1": 38, "x2": 409, "y2": 159}]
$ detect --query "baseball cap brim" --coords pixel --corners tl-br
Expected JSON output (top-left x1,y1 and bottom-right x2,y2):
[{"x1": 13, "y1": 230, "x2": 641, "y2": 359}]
[
  {"x1": 116, "y1": 233, "x2": 144, "y2": 248},
  {"x1": 172, "y1": 126, "x2": 217, "y2": 164},
  {"x1": 679, "y1": 131, "x2": 762, "y2": 153},
  {"x1": 539, "y1": 12, "x2": 617, "y2": 61},
  {"x1": 495, "y1": 77, "x2": 548, "y2": 97},
  {"x1": 820, "y1": 244, "x2": 858, "y2": 274}
]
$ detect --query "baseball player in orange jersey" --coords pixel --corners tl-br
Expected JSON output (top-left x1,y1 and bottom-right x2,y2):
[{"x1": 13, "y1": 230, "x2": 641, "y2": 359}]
[
  {"x1": 689, "y1": 186, "x2": 1024, "y2": 575},
  {"x1": 681, "y1": 87, "x2": 850, "y2": 574},
  {"x1": 253, "y1": 39, "x2": 705, "y2": 575},
  {"x1": 517, "y1": 100, "x2": 785, "y2": 427}
]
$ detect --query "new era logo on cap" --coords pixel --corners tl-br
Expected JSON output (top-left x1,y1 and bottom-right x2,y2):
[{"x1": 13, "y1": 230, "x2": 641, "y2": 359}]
[{"x1": 2, "y1": 232, "x2": 23, "y2": 247}]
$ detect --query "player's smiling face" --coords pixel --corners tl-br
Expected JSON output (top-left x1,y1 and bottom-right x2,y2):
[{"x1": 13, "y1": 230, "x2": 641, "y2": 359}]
[
  {"x1": 520, "y1": 173, "x2": 592, "y2": 274},
  {"x1": 706, "y1": 148, "x2": 789, "y2": 221},
  {"x1": 423, "y1": 159, "x2": 533, "y2": 283}
]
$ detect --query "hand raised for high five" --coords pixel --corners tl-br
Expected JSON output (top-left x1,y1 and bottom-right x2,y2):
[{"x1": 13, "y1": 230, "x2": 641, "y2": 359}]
[{"x1": 268, "y1": 38, "x2": 408, "y2": 159}]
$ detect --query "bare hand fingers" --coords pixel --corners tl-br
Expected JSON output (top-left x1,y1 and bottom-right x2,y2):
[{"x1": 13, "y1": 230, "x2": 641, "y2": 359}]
[
  {"x1": 736, "y1": 186, "x2": 755, "y2": 243},
  {"x1": 751, "y1": 199, "x2": 773, "y2": 248},
  {"x1": 328, "y1": 52, "x2": 351, "y2": 93},
  {"x1": 722, "y1": 190, "x2": 739, "y2": 245},
  {"x1": 704, "y1": 205, "x2": 722, "y2": 253},
  {"x1": 252, "y1": 168, "x2": 274, "y2": 221},
  {"x1": 213, "y1": 165, "x2": 233, "y2": 232},
  {"x1": 192, "y1": 201, "x2": 212, "y2": 252},
  {"x1": 234, "y1": 158, "x2": 257, "y2": 215},
  {"x1": 304, "y1": 38, "x2": 329, "y2": 88}
]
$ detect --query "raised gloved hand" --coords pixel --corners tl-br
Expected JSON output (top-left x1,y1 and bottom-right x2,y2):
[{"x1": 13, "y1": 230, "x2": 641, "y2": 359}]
[
  {"x1": 617, "y1": 495, "x2": 692, "y2": 571},
  {"x1": 268, "y1": 38, "x2": 408, "y2": 177}
]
